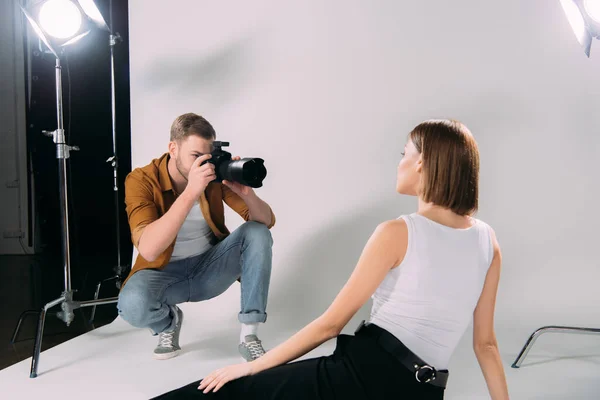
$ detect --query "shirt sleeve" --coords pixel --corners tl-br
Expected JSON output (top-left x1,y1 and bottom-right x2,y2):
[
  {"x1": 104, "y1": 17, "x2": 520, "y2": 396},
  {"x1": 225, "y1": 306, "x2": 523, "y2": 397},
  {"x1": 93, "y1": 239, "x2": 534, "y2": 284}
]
[
  {"x1": 221, "y1": 184, "x2": 276, "y2": 228},
  {"x1": 124, "y1": 171, "x2": 159, "y2": 248}
]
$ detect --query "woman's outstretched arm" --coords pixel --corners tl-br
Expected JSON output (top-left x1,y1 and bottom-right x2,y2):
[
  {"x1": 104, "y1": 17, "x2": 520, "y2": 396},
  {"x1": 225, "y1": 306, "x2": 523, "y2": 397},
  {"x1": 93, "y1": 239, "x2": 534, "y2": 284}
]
[
  {"x1": 199, "y1": 219, "x2": 408, "y2": 393},
  {"x1": 473, "y1": 229, "x2": 510, "y2": 400}
]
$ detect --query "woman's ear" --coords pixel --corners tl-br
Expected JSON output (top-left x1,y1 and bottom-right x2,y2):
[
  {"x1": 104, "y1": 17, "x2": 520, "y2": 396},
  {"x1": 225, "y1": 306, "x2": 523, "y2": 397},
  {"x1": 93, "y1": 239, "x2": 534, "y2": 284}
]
[{"x1": 416, "y1": 155, "x2": 423, "y2": 173}]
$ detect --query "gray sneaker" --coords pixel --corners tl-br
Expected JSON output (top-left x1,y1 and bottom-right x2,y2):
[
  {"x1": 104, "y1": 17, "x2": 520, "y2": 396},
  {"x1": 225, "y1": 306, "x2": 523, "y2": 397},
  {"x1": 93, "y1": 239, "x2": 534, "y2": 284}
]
[
  {"x1": 153, "y1": 306, "x2": 183, "y2": 360},
  {"x1": 238, "y1": 334, "x2": 266, "y2": 362}
]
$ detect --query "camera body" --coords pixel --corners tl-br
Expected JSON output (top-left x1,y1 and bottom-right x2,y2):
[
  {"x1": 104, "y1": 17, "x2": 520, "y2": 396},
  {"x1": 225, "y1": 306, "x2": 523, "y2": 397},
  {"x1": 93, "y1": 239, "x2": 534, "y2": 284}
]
[
  {"x1": 202, "y1": 141, "x2": 267, "y2": 188},
  {"x1": 206, "y1": 141, "x2": 233, "y2": 176}
]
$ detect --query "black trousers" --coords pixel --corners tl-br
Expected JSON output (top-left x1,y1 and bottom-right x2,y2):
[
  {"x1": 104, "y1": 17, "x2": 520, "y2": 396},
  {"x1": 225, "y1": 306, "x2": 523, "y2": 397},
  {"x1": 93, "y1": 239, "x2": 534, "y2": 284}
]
[{"x1": 151, "y1": 329, "x2": 446, "y2": 400}]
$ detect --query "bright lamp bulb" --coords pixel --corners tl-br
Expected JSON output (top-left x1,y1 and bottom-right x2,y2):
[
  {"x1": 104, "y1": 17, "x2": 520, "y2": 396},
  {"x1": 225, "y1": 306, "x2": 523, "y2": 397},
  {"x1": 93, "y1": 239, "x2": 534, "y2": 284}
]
[
  {"x1": 39, "y1": 0, "x2": 82, "y2": 39},
  {"x1": 561, "y1": 0, "x2": 587, "y2": 37},
  {"x1": 584, "y1": 0, "x2": 600, "y2": 23}
]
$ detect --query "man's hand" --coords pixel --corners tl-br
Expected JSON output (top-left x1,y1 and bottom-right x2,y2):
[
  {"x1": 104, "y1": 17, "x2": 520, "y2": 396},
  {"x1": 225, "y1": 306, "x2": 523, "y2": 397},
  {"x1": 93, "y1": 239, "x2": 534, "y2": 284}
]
[
  {"x1": 184, "y1": 154, "x2": 216, "y2": 198},
  {"x1": 222, "y1": 156, "x2": 255, "y2": 197},
  {"x1": 197, "y1": 362, "x2": 254, "y2": 393}
]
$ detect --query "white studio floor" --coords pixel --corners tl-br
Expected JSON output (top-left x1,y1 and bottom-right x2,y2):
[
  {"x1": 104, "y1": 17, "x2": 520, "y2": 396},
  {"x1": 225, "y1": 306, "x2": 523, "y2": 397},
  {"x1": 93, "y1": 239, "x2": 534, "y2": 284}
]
[{"x1": 1, "y1": 301, "x2": 599, "y2": 399}]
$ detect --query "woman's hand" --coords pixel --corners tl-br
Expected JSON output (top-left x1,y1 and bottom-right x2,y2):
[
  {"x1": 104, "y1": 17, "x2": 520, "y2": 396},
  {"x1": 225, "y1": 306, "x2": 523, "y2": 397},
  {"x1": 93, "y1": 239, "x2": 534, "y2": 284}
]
[{"x1": 197, "y1": 362, "x2": 254, "y2": 393}]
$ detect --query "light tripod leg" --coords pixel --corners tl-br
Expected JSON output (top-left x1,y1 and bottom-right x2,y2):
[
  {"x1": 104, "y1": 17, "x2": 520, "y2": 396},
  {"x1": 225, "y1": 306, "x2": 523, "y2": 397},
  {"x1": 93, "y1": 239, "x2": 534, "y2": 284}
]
[
  {"x1": 82, "y1": 296, "x2": 119, "y2": 328},
  {"x1": 79, "y1": 297, "x2": 119, "y2": 308},
  {"x1": 89, "y1": 276, "x2": 120, "y2": 324},
  {"x1": 512, "y1": 325, "x2": 600, "y2": 368},
  {"x1": 11, "y1": 310, "x2": 39, "y2": 344},
  {"x1": 30, "y1": 296, "x2": 65, "y2": 378},
  {"x1": 89, "y1": 281, "x2": 102, "y2": 325}
]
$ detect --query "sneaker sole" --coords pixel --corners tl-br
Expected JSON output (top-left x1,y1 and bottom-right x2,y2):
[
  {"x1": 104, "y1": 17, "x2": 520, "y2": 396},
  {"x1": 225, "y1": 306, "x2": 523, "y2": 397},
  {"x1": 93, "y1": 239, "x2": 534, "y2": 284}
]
[
  {"x1": 153, "y1": 349, "x2": 181, "y2": 360},
  {"x1": 239, "y1": 353, "x2": 268, "y2": 363}
]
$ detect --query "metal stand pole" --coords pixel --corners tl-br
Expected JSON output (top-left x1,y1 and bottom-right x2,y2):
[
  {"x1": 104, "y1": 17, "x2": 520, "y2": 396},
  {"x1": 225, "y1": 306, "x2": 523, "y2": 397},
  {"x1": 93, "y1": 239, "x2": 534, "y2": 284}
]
[
  {"x1": 48, "y1": 57, "x2": 76, "y2": 295},
  {"x1": 512, "y1": 325, "x2": 600, "y2": 368},
  {"x1": 106, "y1": 30, "x2": 126, "y2": 284}
]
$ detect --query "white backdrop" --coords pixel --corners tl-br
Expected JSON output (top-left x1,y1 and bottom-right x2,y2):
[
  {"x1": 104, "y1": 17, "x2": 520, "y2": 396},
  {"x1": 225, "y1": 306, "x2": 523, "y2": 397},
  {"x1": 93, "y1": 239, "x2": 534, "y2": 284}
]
[{"x1": 128, "y1": 0, "x2": 600, "y2": 394}]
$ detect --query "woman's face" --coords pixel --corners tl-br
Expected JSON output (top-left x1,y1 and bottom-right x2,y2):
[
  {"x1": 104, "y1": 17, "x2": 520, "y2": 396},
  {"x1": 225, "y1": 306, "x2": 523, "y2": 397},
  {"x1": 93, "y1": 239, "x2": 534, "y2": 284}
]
[{"x1": 396, "y1": 138, "x2": 422, "y2": 196}]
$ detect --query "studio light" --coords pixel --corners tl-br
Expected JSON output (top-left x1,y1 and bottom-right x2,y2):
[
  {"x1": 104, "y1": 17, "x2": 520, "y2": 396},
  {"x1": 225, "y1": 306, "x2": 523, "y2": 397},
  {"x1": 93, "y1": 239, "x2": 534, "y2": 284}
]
[
  {"x1": 560, "y1": 0, "x2": 600, "y2": 57},
  {"x1": 38, "y1": 0, "x2": 82, "y2": 39},
  {"x1": 20, "y1": 0, "x2": 103, "y2": 55},
  {"x1": 584, "y1": 0, "x2": 600, "y2": 23}
]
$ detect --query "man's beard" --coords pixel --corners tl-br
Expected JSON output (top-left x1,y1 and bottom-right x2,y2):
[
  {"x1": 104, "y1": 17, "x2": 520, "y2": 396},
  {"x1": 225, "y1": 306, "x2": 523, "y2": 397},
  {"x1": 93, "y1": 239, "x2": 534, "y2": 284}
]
[{"x1": 175, "y1": 156, "x2": 189, "y2": 182}]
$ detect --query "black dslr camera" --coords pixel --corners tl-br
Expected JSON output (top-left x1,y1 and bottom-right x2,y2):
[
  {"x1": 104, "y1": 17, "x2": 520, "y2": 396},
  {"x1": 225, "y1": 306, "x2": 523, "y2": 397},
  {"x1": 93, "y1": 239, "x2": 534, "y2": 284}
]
[{"x1": 202, "y1": 141, "x2": 267, "y2": 188}]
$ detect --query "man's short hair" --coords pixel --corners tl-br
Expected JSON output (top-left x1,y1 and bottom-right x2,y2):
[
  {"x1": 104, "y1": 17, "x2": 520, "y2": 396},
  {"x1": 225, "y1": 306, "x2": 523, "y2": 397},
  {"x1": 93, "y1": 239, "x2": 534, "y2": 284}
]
[{"x1": 170, "y1": 113, "x2": 216, "y2": 142}]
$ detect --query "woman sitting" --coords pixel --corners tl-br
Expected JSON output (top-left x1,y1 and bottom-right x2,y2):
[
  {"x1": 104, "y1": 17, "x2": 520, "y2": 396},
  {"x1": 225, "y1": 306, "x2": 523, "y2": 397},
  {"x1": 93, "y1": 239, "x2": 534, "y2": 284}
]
[{"x1": 153, "y1": 119, "x2": 509, "y2": 400}]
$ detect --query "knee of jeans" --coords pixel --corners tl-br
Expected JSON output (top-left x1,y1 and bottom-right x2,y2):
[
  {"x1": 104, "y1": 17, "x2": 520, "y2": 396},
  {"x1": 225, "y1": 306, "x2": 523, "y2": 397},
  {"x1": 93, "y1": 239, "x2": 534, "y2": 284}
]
[
  {"x1": 117, "y1": 288, "x2": 153, "y2": 328},
  {"x1": 240, "y1": 221, "x2": 273, "y2": 246}
]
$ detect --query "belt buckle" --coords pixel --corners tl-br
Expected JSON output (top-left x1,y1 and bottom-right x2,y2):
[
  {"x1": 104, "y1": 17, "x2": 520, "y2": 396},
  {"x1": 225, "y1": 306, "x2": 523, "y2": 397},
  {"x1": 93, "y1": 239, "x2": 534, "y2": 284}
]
[{"x1": 415, "y1": 364, "x2": 436, "y2": 383}]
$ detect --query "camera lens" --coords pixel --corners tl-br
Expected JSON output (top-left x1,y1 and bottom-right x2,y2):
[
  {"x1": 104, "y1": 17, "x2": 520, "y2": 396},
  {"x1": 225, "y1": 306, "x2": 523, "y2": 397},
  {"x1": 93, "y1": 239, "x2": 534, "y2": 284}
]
[{"x1": 219, "y1": 158, "x2": 267, "y2": 188}]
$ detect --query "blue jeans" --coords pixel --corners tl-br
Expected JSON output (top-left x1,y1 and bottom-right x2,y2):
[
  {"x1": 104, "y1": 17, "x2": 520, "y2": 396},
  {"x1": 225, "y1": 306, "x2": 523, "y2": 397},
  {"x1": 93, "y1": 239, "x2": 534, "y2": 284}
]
[{"x1": 117, "y1": 221, "x2": 273, "y2": 334}]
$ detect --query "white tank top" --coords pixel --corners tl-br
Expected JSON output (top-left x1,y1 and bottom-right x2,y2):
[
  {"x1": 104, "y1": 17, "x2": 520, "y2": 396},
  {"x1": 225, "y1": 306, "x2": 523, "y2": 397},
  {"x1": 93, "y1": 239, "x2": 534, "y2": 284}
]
[{"x1": 368, "y1": 213, "x2": 494, "y2": 370}]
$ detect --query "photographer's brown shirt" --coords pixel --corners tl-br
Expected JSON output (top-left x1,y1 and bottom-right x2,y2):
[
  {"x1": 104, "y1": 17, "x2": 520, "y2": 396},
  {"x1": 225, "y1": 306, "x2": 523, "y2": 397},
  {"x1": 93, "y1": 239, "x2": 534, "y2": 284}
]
[{"x1": 123, "y1": 153, "x2": 276, "y2": 286}]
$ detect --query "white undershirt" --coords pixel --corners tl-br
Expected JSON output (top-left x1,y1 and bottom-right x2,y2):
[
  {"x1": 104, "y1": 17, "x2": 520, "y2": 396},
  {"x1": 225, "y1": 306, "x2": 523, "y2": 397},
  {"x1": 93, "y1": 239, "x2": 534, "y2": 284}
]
[
  {"x1": 368, "y1": 213, "x2": 494, "y2": 369},
  {"x1": 170, "y1": 202, "x2": 215, "y2": 261}
]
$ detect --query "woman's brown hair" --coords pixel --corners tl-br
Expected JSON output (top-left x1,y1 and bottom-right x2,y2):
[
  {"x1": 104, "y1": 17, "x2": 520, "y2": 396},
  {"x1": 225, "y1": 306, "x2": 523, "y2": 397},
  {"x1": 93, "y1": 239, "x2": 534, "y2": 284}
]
[{"x1": 409, "y1": 119, "x2": 479, "y2": 216}]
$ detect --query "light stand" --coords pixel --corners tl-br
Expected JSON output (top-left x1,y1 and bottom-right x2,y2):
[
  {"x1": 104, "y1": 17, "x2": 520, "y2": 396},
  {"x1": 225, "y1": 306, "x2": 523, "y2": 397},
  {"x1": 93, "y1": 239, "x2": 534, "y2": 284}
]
[
  {"x1": 89, "y1": 0, "x2": 129, "y2": 324},
  {"x1": 31, "y1": 50, "x2": 119, "y2": 380},
  {"x1": 17, "y1": 0, "x2": 120, "y2": 378},
  {"x1": 511, "y1": 0, "x2": 600, "y2": 369}
]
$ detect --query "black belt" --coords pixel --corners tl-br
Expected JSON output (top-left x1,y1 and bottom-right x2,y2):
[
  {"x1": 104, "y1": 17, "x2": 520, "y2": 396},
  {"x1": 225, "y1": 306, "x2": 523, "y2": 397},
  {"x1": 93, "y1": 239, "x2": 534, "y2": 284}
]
[{"x1": 355, "y1": 320, "x2": 449, "y2": 389}]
